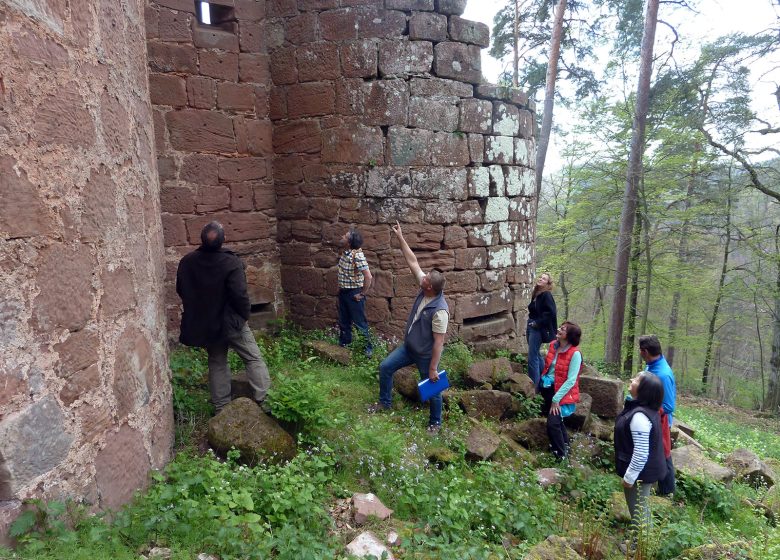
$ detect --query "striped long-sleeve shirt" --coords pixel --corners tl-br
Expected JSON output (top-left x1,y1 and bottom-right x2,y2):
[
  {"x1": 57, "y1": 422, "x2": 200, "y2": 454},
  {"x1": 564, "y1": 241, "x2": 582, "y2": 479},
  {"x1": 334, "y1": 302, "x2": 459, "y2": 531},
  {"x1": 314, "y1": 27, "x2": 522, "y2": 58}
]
[{"x1": 624, "y1": 412, "x2": 652, "y2": 485}]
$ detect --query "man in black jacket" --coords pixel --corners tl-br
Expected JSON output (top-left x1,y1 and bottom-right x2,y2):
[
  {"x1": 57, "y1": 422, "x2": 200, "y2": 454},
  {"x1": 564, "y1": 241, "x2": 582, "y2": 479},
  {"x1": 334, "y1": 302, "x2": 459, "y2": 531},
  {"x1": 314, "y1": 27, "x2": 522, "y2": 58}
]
[{"x1": 176, "y1": 222, "x2": 271, "y2": 413}]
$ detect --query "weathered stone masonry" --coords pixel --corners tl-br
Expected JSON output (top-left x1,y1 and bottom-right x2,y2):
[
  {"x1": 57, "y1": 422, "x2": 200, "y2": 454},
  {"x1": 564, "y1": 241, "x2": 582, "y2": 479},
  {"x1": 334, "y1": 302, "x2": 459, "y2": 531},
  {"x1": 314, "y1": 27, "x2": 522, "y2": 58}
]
[
  {"x1": 0, "y1": 0, "x2": 538, "y2": 536},
  {"x1": 267, "y1": 0, "x2": 537, "y2": 350},
  {"x1": 0, "y1": 0, "x2": 173, "y2": 540}
]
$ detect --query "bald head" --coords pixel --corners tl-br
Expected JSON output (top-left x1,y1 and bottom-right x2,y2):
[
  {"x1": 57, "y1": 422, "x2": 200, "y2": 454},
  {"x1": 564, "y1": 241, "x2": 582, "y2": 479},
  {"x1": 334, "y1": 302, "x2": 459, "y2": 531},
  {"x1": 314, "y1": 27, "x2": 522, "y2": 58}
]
[{"x1": 200, "y1": 221, "x2": 225, "y2": 250}]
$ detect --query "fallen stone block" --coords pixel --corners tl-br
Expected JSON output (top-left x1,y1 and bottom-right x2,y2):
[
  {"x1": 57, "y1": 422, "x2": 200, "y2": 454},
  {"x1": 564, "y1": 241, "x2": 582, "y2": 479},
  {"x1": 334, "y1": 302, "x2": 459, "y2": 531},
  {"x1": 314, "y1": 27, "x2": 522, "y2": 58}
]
[
  {"x1": 725, "y1": 448, "x2": 775, "y2": 488},
  {"x1": 578, "y1": 375, "x2": 624, "y2": 417},
  {"x1": 304, "y1": 340, "x2": 351, "y2": 365},
  {"x1": 466, "y1": 357, "x2": 512, "y2": 387},
  {"x1": 346, "y1": 531, "x2": 395, "y2": 560},
  {"x1": 465, "y1": 418, "x2": 501, "y2": 461},
  {"x1": 671, "y1": 445, "x2": 734, "y2": 483},
  {"x1": 460, "y1": 390, "x2": 516, "y2": 421},
  {"x1": 352, "y1": 493, "x2": 393, "y2": 525}
]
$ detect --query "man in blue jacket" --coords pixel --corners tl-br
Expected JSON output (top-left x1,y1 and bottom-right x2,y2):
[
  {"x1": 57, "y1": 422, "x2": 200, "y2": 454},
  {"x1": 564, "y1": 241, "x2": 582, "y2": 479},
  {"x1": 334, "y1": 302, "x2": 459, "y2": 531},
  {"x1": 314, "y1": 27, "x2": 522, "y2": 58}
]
[
  {"x1": 639, "y1": 334, "x2": 676, "y2": 494},
  {"x1": 177, "y1": 222, "x2": 271, "y2": 413},
  {"x1": 373, "y1": 222, "x2": 448, "y2": 434}
]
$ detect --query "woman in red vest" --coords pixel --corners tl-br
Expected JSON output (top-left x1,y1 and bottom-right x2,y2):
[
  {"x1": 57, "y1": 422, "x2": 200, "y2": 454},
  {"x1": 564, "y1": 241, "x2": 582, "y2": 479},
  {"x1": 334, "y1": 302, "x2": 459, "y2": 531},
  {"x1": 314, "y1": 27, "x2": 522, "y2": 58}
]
[{"x1": 540, "y1": 321, "x2": 582, "y2": 460}]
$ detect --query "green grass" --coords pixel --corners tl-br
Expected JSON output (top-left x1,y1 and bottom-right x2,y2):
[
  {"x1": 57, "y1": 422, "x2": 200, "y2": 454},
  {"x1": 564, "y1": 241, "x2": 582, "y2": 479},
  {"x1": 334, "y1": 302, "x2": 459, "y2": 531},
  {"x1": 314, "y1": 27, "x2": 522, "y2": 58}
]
[
  {"x1": 677, "y1": 402, "x2": 780, "y2": 459},
  {"x1": 6, "y1": 328, "x2": 780, "y2": 560}
]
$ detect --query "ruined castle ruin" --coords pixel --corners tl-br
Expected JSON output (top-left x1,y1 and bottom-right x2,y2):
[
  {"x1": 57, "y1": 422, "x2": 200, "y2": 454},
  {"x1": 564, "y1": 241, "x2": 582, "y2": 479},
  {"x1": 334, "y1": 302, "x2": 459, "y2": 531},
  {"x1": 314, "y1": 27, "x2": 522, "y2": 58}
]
[{"x1": 0, "y1": 0, "x2": 537, "y2": 534}]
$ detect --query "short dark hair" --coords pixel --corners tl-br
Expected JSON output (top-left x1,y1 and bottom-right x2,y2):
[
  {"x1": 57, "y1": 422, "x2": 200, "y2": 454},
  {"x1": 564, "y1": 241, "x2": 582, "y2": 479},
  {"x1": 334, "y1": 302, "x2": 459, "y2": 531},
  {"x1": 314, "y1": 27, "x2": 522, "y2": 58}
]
[
  {"x1": 348, "y1": 228, "x2": 363, "y2": 249},
  {"x1": 635, "y1": 372, "x2": 664, "y2": 410},
  {"x1": 638, "y1": 335, "x2": 662, "y2": 357},
  {"x1": 429, "y1": 270, "x2": 446, "y2": 294},
  {"x1": 561, "y1": 321, "x2": 581, "y2": 346},
  {"x1": 200, "y1": 221, "x2": 225, "y2": 250}
]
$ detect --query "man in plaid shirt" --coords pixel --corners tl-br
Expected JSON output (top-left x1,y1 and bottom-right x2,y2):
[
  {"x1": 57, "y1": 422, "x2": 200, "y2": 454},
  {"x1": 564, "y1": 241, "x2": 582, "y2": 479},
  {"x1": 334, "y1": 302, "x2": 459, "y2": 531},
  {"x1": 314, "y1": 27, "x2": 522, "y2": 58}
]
[{"x1": 337, "y1": 228, "x2": 373, "y2": 356}]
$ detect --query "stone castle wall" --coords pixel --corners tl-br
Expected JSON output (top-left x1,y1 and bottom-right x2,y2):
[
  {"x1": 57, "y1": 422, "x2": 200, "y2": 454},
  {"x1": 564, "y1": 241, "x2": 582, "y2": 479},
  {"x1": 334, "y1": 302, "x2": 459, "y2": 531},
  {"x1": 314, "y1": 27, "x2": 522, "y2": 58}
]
[
  {"x1": 146, "y1": 0, "x2": 281, "y2": 332},
  {"x1": 266, "y1": 0, "x2": 536, "y2": 350},
  {"x1": 0, "y1": 0, "x2": 173, "y2": 539}
]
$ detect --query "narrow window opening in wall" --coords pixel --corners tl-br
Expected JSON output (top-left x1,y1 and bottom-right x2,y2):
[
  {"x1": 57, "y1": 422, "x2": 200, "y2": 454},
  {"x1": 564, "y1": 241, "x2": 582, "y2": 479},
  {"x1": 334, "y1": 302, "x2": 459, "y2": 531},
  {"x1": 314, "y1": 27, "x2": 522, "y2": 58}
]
[
  {"x1": 251, "y1": 303, "x2": 271, "y2": 313},
  {"x1": 462, "y1": 310, "x2": 512, "y2": 326},
  {"x1": 196, "y1": 1, "x2": 236, "y2": 32}
]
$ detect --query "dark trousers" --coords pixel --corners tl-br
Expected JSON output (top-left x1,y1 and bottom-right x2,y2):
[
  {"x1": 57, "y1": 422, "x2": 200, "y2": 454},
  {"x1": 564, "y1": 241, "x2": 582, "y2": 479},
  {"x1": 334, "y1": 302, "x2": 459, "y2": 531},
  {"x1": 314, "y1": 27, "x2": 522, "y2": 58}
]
[
  {"x1": 657, "y1": 456, "x2": 676, "y2": 495},
  {"x1": 541, "y1": 385, "x2": 569, "y2": 459},
  {"x1": 338, "y1": 288, "x2": 371, "y2": 351}
]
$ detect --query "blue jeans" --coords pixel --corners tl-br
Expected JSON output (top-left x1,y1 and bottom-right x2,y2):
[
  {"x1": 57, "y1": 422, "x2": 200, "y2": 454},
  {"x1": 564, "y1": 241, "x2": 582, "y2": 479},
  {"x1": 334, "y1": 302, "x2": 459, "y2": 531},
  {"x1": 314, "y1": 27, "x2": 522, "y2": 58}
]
[
  {"x1": 526, "y1": 323, "x2": 543, "y2": 387},
  {"x1": 379, "y1": 344, "x2": 442, "y2": 426},
  {"x1": 338, "y1": 288, "x2": 372, "y2": 351}
]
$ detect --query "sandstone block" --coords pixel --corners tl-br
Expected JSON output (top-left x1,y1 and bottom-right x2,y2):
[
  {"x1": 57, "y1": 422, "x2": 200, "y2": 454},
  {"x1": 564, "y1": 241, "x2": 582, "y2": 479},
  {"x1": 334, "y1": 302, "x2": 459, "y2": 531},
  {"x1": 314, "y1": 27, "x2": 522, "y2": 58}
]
[
  {"x1": 459, "y1": 98, "x2": 493, "y2": 133},
  {"x1": 367, "y1": 167, "x2": 412, "y2": 197},
  {"x1": 466, "y1": 357, "x2": 512, "y2": 386},
  {"x1": 457, "y1": 288, "x2": 511, "y2": 321},
  {"x1": 159, "y1": 8, "x2": 191, "y2": 42},
  {"x1": 443, "y1": 269, "x2": 479, "y2": 292},
  {"x1": 672, "y1": 445, "x2": 734, "y2": 483},
  {"x1": 148, "y1": 42, "x2": 197, "y2": 73},
  {"x1": 208, "y1": 398, "x2": 296, "y2": 464},
  {"x1": 0, "y1": 397, "x2": 73, "y2": 495},
  {"x1": 0, "y1": 157, "x2": 54, "y2": 239},
  {"x1": 492, "y1": 101, "x2": 520, "y2": 136},
  {"x1": 297, "y1": 43, "x2": 340, "y2": 81},
  {"x1": 410, "y1": 76, "x2": 473, "y2": 98},
  {"x1": 514, "y1": 138, "x2": 534, "y2": 167},
  {"x1": 455, "y1": 247, "x2": 487, "y2": 270},
  {"x1": 503, "y1": 418, "x2": 549, "y2": 450},
  {"x1": 187, "y1": 76, "x2": 216, "y2": 109},
  {"x1": 466, "y1": 223, "x2": 497, "y2": 246},
  {"x1": 356, "y1": 7, "x2": 407, "y2": 39},
  {"x1": 443, "y1": 225, "x2": 468, "y2": 248},
  {"x1": 484, "y1": 196, "x2": 510, "y2": 222},
  {"x1": 149, "y1": 73, "x2": 187, "y2": 107},
  {"x1": 287, "y1": 82, "x2": 336, "y2": 118},
  {"x1": 578, "y1": 375, "x2": 624, "y2": 417},
  {"x1": 33, "y1": 86, "x2": 95, "y2": 149},
  {"x1": 409, "y1": 12, "x2": 447, "y2": 42},
  {"x1": 484, "y1": 135, "x2": 514, "y2": 164},
  {"x1": 488, "y1": 244, "x2": 515, "y2": 269},
  {"x1": 346, "y1": 532, "x2": 395, "y2": 560},
  {"x1": 217, "y1": 83, "x2": 255, "y2": 111},
  {"x1": 497, "y1": 221, "x2": 519, "y2": 244},
  {"x1": 488, "y1": 165, "x2": 505, "y2": 196},
  {"x1": 269, "y1": 46, "x2": 297, "y2": 84},
  {"x1": 54, "y1": 329, "x2": 99, "y2": 377},
  {"x1": 388, "y1": 126, "x2": 433, "y2": 166},
  {"x1": 415, "y1": 250, "x2": 455, "y2": 271},
  {"x1": 162, "y1": 214, "x2": 188, "y2": 246},
  {"x1": 94, "y1": 424, "x2": 150, "y2": 510},
  {"x1": 238, "y1": 53, "x2": 270, "y2": 83},
  {"x1": 378, "y1": 40, "x2": 434, "y2": 77},
  {"x1": 218, "y1": 157, "x2": 269, "y2": 182},
  {"x1": 431, "y1": 132, "x2": 470, "y2": 166},
  {"x1": 505, "y1": 166, "x2": 534, "y2": 196},
  {"x1": 410, "y1": 167, "x2": 467, "y2": 199},
  {"x1": 285, "y1": 12, "x2": 317, "y2": 44},
  {"x1": 194, "y1": 27, "x2": 239, "y2": 51},
  {"x1": 167, "y1": 110, "x2": 236, "y2": 153},
  {"x1": 448, "y1": 15, "x2": 489, "y2": 47},
  {"x1": 518, "y1": 109, "x2": 535, "y2": 138},
  {"x1": 460, "y1": 314, "x2": 514, "y2": 342},
  {"x1": 468, "y1": 133, "x2": 485, "y2": 163},
  {"x1": 437, "y1": 0, "x2": 467, "y2": 15},
  {"x1": 433, "y1": 42, "x2": 482, "y2": 84},
  {"x1": 304, "y1": 340, "x2": 351, "y2": 365},
  {"x1": 230, "y1": 182, "x2": 255, "y2": 211},
  {"x1": 341, "y1": 40, "x2": 379, "y2": 78},
  {"x1": 185, "y1": 213, "x2": 272, "y2": 243},
  {"x1": 467, "y1": 167, "x2": 490, "y2": 198},
  {"x1": 386, "y1": 0, "x2": 434, "y2": 9},
  {"x1": 460, "y1": 390, "x2": 515, "y2": 421},
  {"x1": 236, "y1": 0, "x2": 266, "y2": 19},
  {"x1": 199, "y1": 50, "x2": 239, "y2": 81},
  {"x1": 465, "y1": 420, "x2": 501, "y2": 461},
  {"x1": 33, "y1": 244, "x2": 95, "y2": 332},
  {"x1": 320, "y1": 8, "x2": 359, "y2": 41},
  {"x1": 408, "y1": 96, "x2": 459, "y2": 131},
  {"x1": 363, "y1": 79, "x2": 409, "y2": 126},
  {"x1": 60, "y1": 364, "x2": 101, "y2": 405},
  {"x1": 273, "y1": 121, "x2": 321, "y2": 154},
  {"x1": 352, "y1": 493, "x2": 393, "y2": 525},
  {"x1": 181, "y1": 154, "x2": 219, "y2": 184},
  {"x1": 322, "y1": 125, "x2": 384, "y2": 164},
  {"x1": 239, "y1": 21, "x2": 265, "y2": 52},
  {"x1": 424, "y1": 202, "x2": 458, "y2": 224}
]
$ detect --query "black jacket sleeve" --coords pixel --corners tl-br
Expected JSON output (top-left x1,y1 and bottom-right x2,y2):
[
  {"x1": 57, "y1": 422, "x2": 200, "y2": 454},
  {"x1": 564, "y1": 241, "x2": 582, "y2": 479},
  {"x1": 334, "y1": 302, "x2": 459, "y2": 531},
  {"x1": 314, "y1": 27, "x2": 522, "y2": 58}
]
[
  {"x1": 225, "y1": 261, "x2": 251, "y2": 321},
  {"x1": 537, "y1": 292, "x2": 558, "y2": 342}
]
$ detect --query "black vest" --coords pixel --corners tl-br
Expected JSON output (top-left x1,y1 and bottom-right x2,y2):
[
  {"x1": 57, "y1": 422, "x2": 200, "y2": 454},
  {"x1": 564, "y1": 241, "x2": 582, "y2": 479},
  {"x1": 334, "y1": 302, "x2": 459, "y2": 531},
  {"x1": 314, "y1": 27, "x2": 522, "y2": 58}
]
[
  {"x1": 614, "y1": 400, "x2": 668, "y2": 483},
  {"x1": 404, "y1": 290, "x2": 448, "y2": 359}
]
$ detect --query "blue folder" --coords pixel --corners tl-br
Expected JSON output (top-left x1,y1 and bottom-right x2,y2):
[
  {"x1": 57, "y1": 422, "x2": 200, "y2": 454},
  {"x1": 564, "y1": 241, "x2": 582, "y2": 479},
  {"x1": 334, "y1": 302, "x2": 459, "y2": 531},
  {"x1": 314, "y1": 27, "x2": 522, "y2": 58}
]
[{"x1": 417, "y1": 370, "x2": 449, "y2": 402}]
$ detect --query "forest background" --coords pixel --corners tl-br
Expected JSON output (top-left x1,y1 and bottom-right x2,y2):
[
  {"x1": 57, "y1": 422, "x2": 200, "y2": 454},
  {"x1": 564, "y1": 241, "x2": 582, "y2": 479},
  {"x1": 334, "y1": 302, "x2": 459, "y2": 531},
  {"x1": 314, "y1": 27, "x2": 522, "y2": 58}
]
[{"x1": 481, "y1": 0, "x2": 780, "y2": 411}]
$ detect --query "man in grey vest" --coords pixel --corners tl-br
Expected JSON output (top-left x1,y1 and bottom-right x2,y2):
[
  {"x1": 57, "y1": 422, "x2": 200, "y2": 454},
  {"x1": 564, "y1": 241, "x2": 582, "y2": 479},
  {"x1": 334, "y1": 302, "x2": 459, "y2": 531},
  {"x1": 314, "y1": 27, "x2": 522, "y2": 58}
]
[{"x1": 374, "y1": 222, "x2": 449, "y2": 433}]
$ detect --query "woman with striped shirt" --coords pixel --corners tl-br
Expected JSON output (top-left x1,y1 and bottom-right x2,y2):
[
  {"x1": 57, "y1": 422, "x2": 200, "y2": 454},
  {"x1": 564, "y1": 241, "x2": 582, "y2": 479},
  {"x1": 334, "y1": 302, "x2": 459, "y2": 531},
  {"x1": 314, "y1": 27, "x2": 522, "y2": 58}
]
[{"x1": 614, "y1": 372, "x2": 667, "y2": 529}]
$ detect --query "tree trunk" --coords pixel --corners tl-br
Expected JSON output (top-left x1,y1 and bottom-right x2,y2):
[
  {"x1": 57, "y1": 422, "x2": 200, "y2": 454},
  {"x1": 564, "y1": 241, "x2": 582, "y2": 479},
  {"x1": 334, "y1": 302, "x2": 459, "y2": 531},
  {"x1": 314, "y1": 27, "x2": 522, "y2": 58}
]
[
  {"x1": 513, "y1": 0, "x2": 520, "y2": 87},
  {"x1": 764, "y1": 225, "x2": 780, "y2": 413},
  {"x1": 667, "y1": 145, "x2": 700, "y2": 366},
  {"x1": 623, "y1": 212, "x2": 642, "y2": 376},
  {"x1": 559, "y1": 271, "x2": 570, "y2": 319},
  {"x1": 640, "y1": 193, "x2": 653, "y2": 337},
  {"x1": 754, "y1": 284, "x2": 766, "y2": 409},
  {"x1": 702, "y1": 193, "x2": 732, "y2": 387},
  {"x1": 605, "y1": 0, "x2": 660, "y2": 365},
  {"x1": 534, "y1": 0, "x2": 568, "y2": 199}
]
